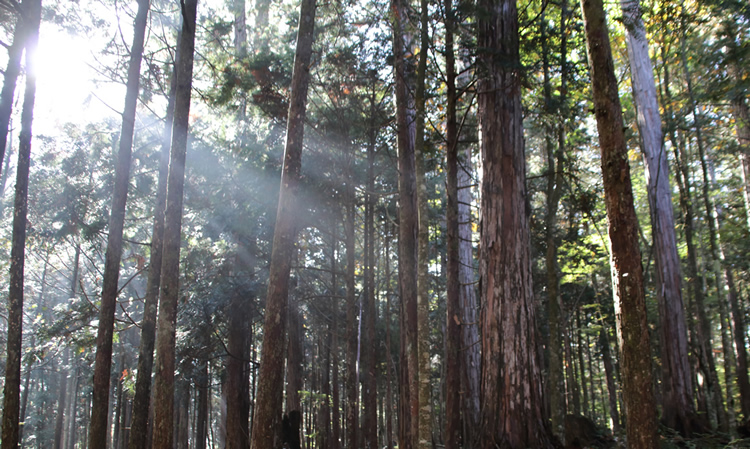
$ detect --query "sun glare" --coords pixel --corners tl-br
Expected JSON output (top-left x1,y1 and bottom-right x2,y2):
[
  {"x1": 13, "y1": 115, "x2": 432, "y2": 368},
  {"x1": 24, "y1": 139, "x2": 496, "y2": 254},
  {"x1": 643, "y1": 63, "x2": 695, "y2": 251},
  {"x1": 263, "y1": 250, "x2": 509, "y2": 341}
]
[{"x1": 32, "y1": 24, "x2": 124, "y2": 140}]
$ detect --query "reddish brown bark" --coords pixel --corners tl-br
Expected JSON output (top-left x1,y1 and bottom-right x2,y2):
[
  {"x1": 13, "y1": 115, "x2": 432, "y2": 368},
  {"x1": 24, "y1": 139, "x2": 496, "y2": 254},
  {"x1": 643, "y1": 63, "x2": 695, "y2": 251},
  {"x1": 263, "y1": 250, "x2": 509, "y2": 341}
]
[
  {"x1": 580, "y1": 0, "x2": 659, "y2": 445},
  {"x1": 151, "y1": 1, "x2": 198, "y2": 446},
  {"x1": 129, "y1": 33, "x2": 176, "y2": 449},
  {"x1": 248, "y1": 0, "x2": 316, "y2": 446},
  {"x1": 476, "y1": 0, "x2": 556, "y2": 447},
  {"x1": 1, "y1": 0, "x2": 40, "y2": 446},
  {"x1": 392, "y1": 0, "x2": 419, "y2": 445}
]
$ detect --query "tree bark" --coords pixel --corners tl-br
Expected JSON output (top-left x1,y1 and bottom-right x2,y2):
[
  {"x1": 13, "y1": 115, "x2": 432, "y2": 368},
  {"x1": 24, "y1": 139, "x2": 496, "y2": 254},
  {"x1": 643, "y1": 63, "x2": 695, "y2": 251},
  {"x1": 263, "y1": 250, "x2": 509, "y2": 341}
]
[
  {"x1": 361, "y1": 87, "x2": 378, "y2": 449},
  {"x1": 443, "y1": 0, "x2": 461, "y2": 444},
  {"x1": 1, "y1": 0, "x2": 40, "y2": 446},
  {"x1": 476, "y1": 0, "x2": 556, "y2": 447},
  {"x1": 619, "y1": 0, "x2": 697, "y2": 434},
  {"x1": 88, "y1": 1, "x2": 150, "y2": 446},
  {"x1": 414, "y1": 0, "x2": 431, "y2": 445},
  {"x1": 151, "y1": 0, "x2": 198, "y2": 446},
  {"x1": 226, "y1": 242, "x2": 254, "y2": 449},
  {"x1": 540, "y1": 1, "x2": 569, "y2": 437},
  {"x1": 248, "y1": 0, "x2": 316, "y2": 446},
  {"x1": 129, "y1": 32, "x2": 177, "y2": 449},
  {"x1": 580, "y1": 0, "x2": 659, "y2": 445},
  {"x1": 392, "y1": 0, "x2": 419, "y2": 445}
]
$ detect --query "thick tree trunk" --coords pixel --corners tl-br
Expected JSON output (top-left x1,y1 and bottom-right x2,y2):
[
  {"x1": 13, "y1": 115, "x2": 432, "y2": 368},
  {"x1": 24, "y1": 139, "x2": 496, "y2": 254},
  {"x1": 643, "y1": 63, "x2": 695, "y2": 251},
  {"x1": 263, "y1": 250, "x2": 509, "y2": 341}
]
[
  {"x1": 151, "y1": 0, "x2": 198, "y2": 446},
  {"x1": 580, "y1": 0, "x2": 659, "y2": 446},
  {"x1": 443, "y1": 0, "x2": 461, "y2": 445},
  {"x1": 619, "y1": 0, "x2": 697, "y2": 434},
  {"x1": 384, "y1": 228, "x2": 394, "y2": 449},
  {"x1": 129, "y1": 33, "x2": 177, "y2": 449},
  {"x1": 1, "y1": 0, "x2": 40, "y2": 446},
  {"x1": 88, "y1": 1, "x2": 150, "y2": 446},
  {"x1": 392, "y1": 0, "x2": 419, "y2": 446},
  {"x1": 248, "y1": 0, "x2": 316, "y2": 446},
  {"x1": 476, "y1": 0, "x2": 556, "y2": 447}
]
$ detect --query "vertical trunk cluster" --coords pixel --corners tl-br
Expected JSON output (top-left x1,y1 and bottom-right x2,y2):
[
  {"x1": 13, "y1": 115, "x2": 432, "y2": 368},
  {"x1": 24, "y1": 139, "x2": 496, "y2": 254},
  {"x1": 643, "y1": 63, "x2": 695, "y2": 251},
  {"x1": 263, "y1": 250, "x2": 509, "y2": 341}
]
[
  {"x1": 129, "y1": 31, "x2": 177, "y2": 449},
  {"x1": 344, "y1": 162, "x2": 358, "y2": 449},
  {"x1": 619, "y1": 0, "x2": 697, "y2": 434},
  {"x1": 443, "y1": 0, "x2": 461, "y2": 445},
  {"x1": 392, "y1": 0, "x2": 419, "y2": 446},
  {"x1": 248, "y1": 0, "x2": 316, "y2": 446},
  {"x1": 361, "y1": 89, "x2": 378, "y2": 449},
  {"x1": 580, "y1": 0, "x2": 659, "y2": 446},
  {"x1": 476, "y1": 0, "x2": 556, "y2": 447},
  {"x1": 88, "y1": 1, "x2": 150, "y2": 447},
  {"x1": 226, "y1": 241, "x2": 254, "y2": 449},
  {"x1": 414, "y1": 0, "x2": 432, "y2": 445},
  {"x1": 151, "y1": 0, "x2": 198, "y2": 446},
  {"x1": 1, "y1": 0, "x2": 41, "y2": 447}
]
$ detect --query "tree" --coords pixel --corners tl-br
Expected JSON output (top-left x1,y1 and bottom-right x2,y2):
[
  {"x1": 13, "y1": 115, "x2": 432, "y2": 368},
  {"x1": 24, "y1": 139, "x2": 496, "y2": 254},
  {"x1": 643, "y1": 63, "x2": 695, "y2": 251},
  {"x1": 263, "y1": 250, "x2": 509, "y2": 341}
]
[
  {"x1": 476, "y1": 0, "x2": 556, "y2": 446},
  {"x1": 128, "y1": 36, "x2": 177, "y2": 449},
  {"x1": 248, "y1": 0, "x2": 317, "y2": 446},
  {"x1": 152, "y1": 0, "x2": 198, "y2": 445},
  {"x1": 443, "y1": 0, "x2": 460, "y2": 444},
  {"x1": 580, "y1": 0, "x2": 659, "y2": 445},
  {"x1": 87, "y1": 1, "x2": 150, "y2": 446},
  {"x1": 619, "y1": 0, "x2": 697, "y2": 434},
  {"x1": 392, "y1": 0, "x2": 419, "y2": 445},
  {"x1": 0, "y1": 0, "x2": 41, "y2": 447}
]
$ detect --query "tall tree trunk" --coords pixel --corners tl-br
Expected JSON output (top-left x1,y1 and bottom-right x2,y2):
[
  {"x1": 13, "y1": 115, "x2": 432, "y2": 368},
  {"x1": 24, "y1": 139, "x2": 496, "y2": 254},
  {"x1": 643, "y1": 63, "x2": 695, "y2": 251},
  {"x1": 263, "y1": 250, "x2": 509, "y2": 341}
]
[
  {"x1": 88, "y1": 1, "x2": 150, "y2": 446},
  {"x1": 540, "y1": 1, "x2": 569, "y2": 437},
  {"x1": 599, "y1": 327, "x2": 621, "y2": 432},
  {"x1": 392, "y1": 0, "x2": 419, "y2": 445},
  {"x1": 195, "y1": 359, "x2": 209, "y2": 449},
  {"x1": 458, "y1": 149, "x2": 480, "y2": 446},
  {"x1": 362, "y1": 86, "x2": 378, "y2": 449},
  {"x1": 151, "y1": 0, "x2": 198, "y2": 445},
  {"x1": 580, "y1": 0, "x2": 659, "y2": 445},
  {"x1": 287, "y1": 292, "x2": 304, "y2": 415},
  {"x1": 734, "y1": 97, "x2": 750, "y2": 230},
  {"x1": 476, "y1": 0, "x2": 556, "y2": 447},
  {"x1": 129, "y1": 31, "x2": 177, "y2": 449},
  {"x1": 443, "y1": 0, "x2": 461, "y2": 444},
  {"x1": 677, "y1": 11, "x2": 738, "y2": 428},
  {"x1": 331, "y1": 222, "x2": 341, "y2": 449},
  {"x1": 226, "y1": 241, "x2": 254, "y2": 449},
  {"x1": 384, "y1": 228, "x2": 394, "y2": 449},
  {"x1": 54, "y1": 353, "x2": 69, "y2": 449},
  {"x1": 414, "y1": 0, "x2": 431, "y2": 446},
  {"x1": 0, "y1": 0, "x2": 28, "y2": 178},
  {"x1": 248, "y1": 0, "x2": 316, "y2": 445},
  {"x1": 1, "y1": 0, "x2": 40, "y2": 446},
  {"x1": 659, "y1": 36, "x2": 727, "y2": 431},
  {"x1": 344, "y1": 165, "x2": 358, "y2": 449},
  {"x1": 619, "y1": 0, "x2": 697, "y2": 434}
]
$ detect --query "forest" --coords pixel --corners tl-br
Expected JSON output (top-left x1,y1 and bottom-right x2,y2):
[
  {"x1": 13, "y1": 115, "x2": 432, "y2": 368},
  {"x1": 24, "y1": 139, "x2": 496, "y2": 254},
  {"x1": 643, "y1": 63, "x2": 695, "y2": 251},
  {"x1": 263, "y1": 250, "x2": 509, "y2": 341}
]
[{"x1": 0, "y1": 0, "x2": 748, "y2": 446}]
